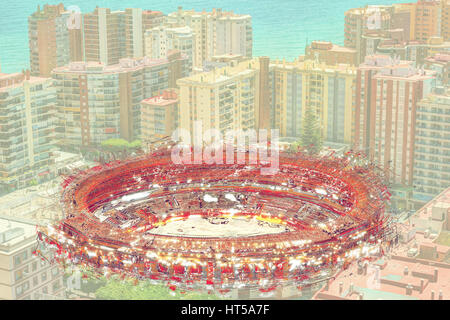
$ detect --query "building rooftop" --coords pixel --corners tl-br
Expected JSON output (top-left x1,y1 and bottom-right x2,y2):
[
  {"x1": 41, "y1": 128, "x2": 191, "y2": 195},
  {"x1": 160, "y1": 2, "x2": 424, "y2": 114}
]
[
  {"x1": 0, "y1": 154, "x2": 94, "y2": 224},
  {"x1": 0, "y1": 216, "x2": 36, "y2": 251},
  {"x1": 178, "y1": 58, "x2": 260, "y2": 85},
  {"x1": 0, "y1": 72, "x2": 49, "y2": 90},
  {"x1": 142, "y1": 10, "x2": 163, "y2": 15},
  {"x1": 359, "y1": 55, "x2": 436, "y2": 80},
  {"x1": 52, "y1": 55, "x2": 186, "y2": 75},
  {"x1": 309, "y1": 41, "x2": 356, "y2": 54},
  {"x1": 169, "y1": 7, "x2": 251, "y2": 19},
  {"x1": 29, "y1": 3, "x2": 66, "y2": 20},
  {"x1": 148, "y1": 25, "x2": 193, "y2": 35},
  {"x1": 416, "y1": 187, "x2": 450, "y2": 219},
  {"x1": 142, "y1": 89, "x2": 179, "y2": 106},
  {"x1": 426, "y1": 53, "x2": 450, "y2": 64},
  {"x1": 271, "y1": 59, "x2": 356, "y2": 74}
]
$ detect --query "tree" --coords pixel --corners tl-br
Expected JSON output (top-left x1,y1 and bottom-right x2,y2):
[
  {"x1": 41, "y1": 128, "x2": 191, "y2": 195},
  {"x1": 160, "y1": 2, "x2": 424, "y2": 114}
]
[
  {"x1": 300, "y1": 108, "x2": 323, "y2": 155},
  {"x1": 95, "y1": 278, "x2": 222, "y2": 300},
  {"x1": 100, "y1": 138, "x2": 130, "y2": 152},
  {"x1": 128, "y1": 140, "x2": 142, "y2": 150},
  {"x1": 99, "y1": 138, "x2": 143, "y2": 160},
  {"x1": 288, "y1": 140, "x2": 301, "y2": 153}
]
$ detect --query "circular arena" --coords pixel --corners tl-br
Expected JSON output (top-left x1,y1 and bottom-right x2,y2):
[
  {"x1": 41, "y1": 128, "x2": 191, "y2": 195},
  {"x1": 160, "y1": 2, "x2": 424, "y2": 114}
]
[{"x1": 38, "y1": 144, "x2": 392, "y2": 294}]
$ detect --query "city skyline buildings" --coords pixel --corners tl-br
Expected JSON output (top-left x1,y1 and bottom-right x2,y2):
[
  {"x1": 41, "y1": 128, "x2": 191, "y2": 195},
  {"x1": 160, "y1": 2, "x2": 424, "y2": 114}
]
[
  {"x1": 52, "y1": 53, "x2": 189, "y2": 149},
  {"x1": 0, "y1": 0, "x2": 448, "y2": 207},
  {"x1": 0, "y1": 0, "x2": 449, "y2": 302}
]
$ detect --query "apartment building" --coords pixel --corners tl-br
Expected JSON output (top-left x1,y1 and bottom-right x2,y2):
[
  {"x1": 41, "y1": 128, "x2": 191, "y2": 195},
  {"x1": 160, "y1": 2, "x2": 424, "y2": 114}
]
[
  {"x1": 168, "y1": 7, "x2": 252, "y2": 68},
  {"x1": 124, "y1": 9, "x2": 165, "y2": 59},
  {"x1": 270, "y1": 59, "x2": 356, "y2": 144},
  {"x1": 414, "y1": 0, "x2": 441, "y2": 42},
  {"x1": 141, "y1": 89, "x2": 179, "y2": 140},
  {"x1": 0, "y1": 216, "x2": 64, "y2": 300},
  {"x1": 413, "y1": 89, "x2": 450, "y2": 205},
  {"x1": 391, "y1": 3, "x2": 415, "y2": 41},
  {"x1": 345, "y1": 1, "x2": 443, "y2": 65},
  {"x1": 424, "y1": 53, "x2": 450, "y2": 87},
  {"x1": 28, "y1": 3, "x2": 80, "y2": 77},
  {"x1": 374, "y1": 36, "x2": 450, "y2": 66},
  {"x1": 0, "y1": 71, "x2": 56, "y2": 192},
  {"x1": 344, "y1": 5, "x2": 392, "y2": 64},
  {"x1": 177, "y1": 57, "x2": 269, "y2": 139},
  {"x1": 305, "y1": 41, "x2": 357, "y2": 66},
  {"x1": 52, "y1": 53, "x2": 189, "y2": 149},
  {"x1": 83, "y1": 7, "x2": 125, "y2": 66},
  {"x1": 354, "y1": 55, "x2": 436, "y2": 187},
  {"x1": 83, "y1": 7, "x2": 165, "y2": 66},
  {"x1": 442, "y1": 0, "x2": 450, "y2": 41},
  {"x1": 144, "y1": 25, "x2": 195, "y2": 68}
]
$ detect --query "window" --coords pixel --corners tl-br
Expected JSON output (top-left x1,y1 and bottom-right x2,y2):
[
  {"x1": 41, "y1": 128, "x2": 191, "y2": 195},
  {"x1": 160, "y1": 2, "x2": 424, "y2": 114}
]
[
  {"x1": 51, "y1": 267, "x2": 59, "y2": 277},
  {"x1": 52, "y1": 280, "x2": 61, "y2": 292},
  {"x1": 14, "y1": 266, "x2": 29, "y2": 281},
  {"x1": 14, "y1": 251, "x2": 28, "y2": 267},
  {"x1": 15, "y1": 281, "x2": 29, "y2": 298},
  {"x1": 41, "y1": 272, "x2": 47, "y2": 282}
]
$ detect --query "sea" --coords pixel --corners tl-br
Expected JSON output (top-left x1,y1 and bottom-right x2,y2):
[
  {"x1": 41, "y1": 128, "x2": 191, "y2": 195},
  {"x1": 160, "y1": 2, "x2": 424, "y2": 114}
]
[{"x1": 0, "y1": 0, "x2": 408, "y2": 74}]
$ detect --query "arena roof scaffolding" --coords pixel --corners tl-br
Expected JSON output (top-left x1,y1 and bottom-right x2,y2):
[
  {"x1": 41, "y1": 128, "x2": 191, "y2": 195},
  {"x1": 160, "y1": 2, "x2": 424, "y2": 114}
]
[{"x1": 37, "y1": 143, "x2": 394, "y2": 294}]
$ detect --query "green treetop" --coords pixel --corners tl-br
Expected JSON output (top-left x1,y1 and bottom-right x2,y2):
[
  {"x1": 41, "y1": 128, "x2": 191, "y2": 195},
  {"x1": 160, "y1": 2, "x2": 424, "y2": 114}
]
[{"x1": 300, "y1": 108, "x2": 323, "y2": 155}]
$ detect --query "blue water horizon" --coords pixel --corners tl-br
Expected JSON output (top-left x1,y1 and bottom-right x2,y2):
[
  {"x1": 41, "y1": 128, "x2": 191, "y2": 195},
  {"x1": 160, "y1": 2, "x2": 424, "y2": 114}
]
[{"x1": 0, "y1": 0, "x2": 408, "y2": 74}]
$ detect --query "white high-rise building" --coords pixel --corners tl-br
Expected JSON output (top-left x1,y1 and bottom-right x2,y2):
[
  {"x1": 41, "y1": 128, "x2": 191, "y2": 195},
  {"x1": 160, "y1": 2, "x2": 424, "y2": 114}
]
[
  {"x1": 168, "y1": 7, "x2": 252, "y2": 68},
  {"x1": 145, "y1": 26, "x2": 195, "y2": 69},
  {"x1": 0, "y1": 71, "x2": 57, "y2": 192}
]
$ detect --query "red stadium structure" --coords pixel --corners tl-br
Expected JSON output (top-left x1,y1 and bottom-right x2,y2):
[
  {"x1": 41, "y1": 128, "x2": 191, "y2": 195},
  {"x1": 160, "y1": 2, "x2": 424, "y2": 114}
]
[{"x1": 37, "y1": 143, "x2": 393, "y2": 294}]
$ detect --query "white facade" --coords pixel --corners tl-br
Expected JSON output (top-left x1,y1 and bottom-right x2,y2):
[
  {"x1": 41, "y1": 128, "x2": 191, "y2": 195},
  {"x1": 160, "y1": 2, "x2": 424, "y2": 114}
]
[
  {"x1": 167, "y1": 8, "x2": 252, "y2": 67},
  {"x1": 0, "y1": 217, "x2": 64, "y2": 300},
  {"x1": 145, "y1": 26, "x2": 195, "y2": 68}
]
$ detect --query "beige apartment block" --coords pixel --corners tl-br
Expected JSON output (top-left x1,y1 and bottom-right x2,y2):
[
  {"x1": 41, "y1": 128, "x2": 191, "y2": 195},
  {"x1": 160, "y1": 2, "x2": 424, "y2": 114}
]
[
  {"x1": 344, "y1": 5, "x2": 392, "y2": 64},
  {"x1": 414, "y1": 0, "x2": 442, "y2": 42},
  {"x1": 305, "y1": 41, "x2": 357, "y2": 66},
  {"x1": 442, "y1": 0, "x2": 450, "y2": 41},
  {"x1": 177, "y1": 57, "x2": 269, "y2": 140},
  {"x1": 345, "y1": 1, "x2": 443, "y2": 65},
  {"x1": 28, "y1": 3, "x2": 82, "y2": 77},
  {"x1": 393, "y1": 1, "x2": 442, "y2": 42},
  {"x1": 0, "y1": 216, "x2": 64, "y2": 300},
  {"x1": 270, "y1": 59, "x2": 356, "y2": 144},
  {"x1": 83, "y1": 8, "x2": 165, "y2": 66},
  {"x1": 141, "y1": 89, "x2": 179, "y2": 140}
]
